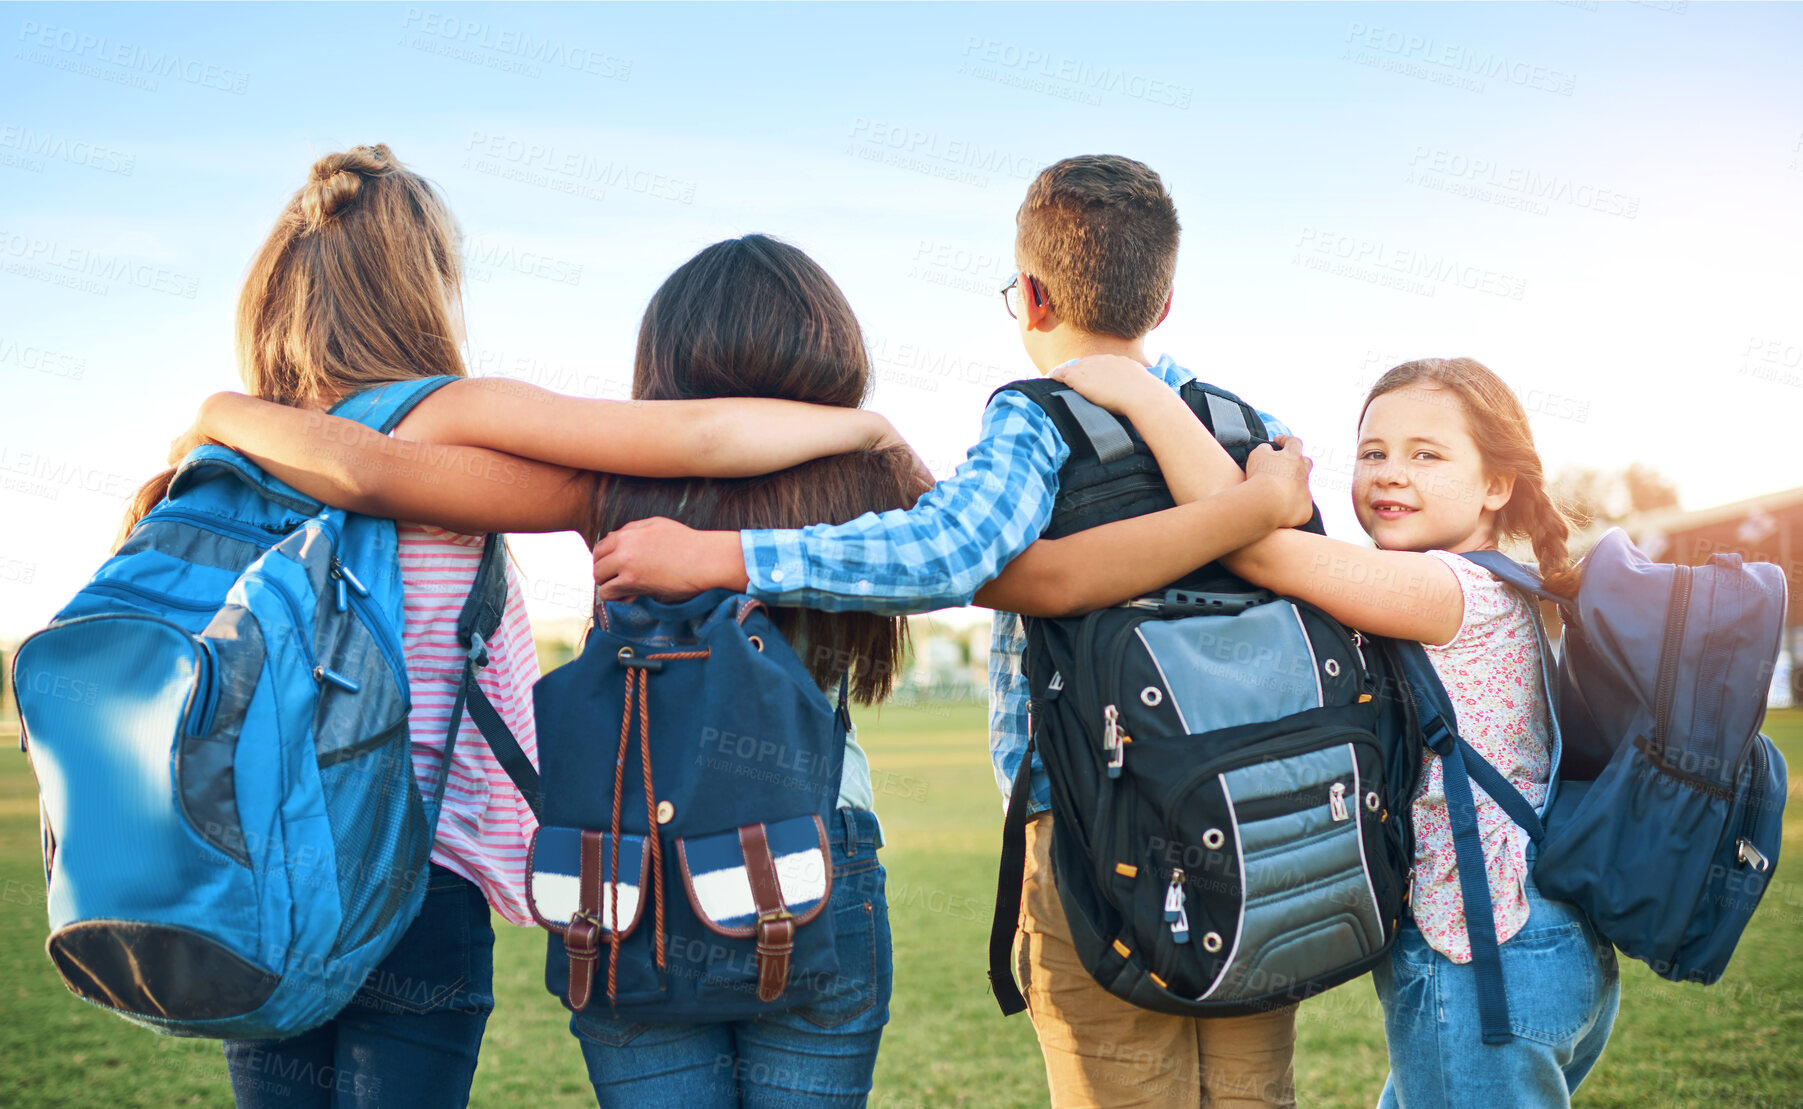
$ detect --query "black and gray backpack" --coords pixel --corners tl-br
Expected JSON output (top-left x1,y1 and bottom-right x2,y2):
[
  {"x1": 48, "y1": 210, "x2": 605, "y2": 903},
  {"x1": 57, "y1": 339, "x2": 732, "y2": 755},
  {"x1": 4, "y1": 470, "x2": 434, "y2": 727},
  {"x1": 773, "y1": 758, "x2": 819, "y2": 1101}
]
[{"x1": 988, "y1": 376, "x2": 1422, "y2": 1017}]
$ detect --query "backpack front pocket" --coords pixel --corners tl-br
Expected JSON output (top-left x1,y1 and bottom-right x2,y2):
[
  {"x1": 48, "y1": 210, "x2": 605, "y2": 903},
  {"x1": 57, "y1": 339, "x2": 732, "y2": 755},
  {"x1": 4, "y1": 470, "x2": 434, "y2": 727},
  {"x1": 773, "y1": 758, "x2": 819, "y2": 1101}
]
[
  {"x1": 530, "y1": 827, "x2": 663, "y2": 1006},
  {"x1": 675, "y1": 815, "x2": 838, "y2": 1009},
  {"x1": 1149, "y1": 729, "x2": 1394, "y2": 1002},
  {"x1": 19, "y1": 613, "x2": 274, "y2": 1021}
]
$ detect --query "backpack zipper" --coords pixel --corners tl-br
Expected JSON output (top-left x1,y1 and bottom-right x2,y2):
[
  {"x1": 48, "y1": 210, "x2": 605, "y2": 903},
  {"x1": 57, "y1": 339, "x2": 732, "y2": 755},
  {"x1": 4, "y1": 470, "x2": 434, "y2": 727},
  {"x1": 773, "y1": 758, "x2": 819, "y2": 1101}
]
[
  {"x1": 329, "y1": 556, "x2": 368, "y2": 613},
  {"x1": 313, "y1": 520, "x2": 410, "y2": 708},
  {"x1": 1055, "y1": 474, "x2": 1167, "y2": 520},
  {"x1": 1230, "y1": 777, "x2": 1354, "y2": 823},
  {"x1": 1164, "y1": 869, "x2": 1190, "y2": 944},
  {"x1": 85, "y1": 579, "x2": 218, "y2": 614},
  {"x1": 152, "y1": 506, "x2": 295, "y2": 548},
  {"x1": 1737, "y1": 837, "x2": 1771, "y2": 872},
  {"x1": 1103, "y1": 704, "x2": 1127, "y2": 778},
  {"x1": 189, "y1": 636, "x2": 221, "y2": 737},
  {"x1": 1097, "y1": 598, "x2": 1367, "y2": 739},
  {"x1": 1735, "y1": 740, "x2": 1771, "y2": 872},
  {"x1": 266, "y1": 579, "x2": 360, "y2": 692},
  {"x1": 1651, "y1": 566, "x2": 1693, "y2": 760},
  {"x1": 1164, "y1": 727, "x2": 1384, "y2": 829}
]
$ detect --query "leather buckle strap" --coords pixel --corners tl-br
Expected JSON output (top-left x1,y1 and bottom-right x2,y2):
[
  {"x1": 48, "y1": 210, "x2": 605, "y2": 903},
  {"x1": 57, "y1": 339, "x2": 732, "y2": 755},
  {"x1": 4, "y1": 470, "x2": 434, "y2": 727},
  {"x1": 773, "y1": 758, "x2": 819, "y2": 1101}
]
[
  {"x1": 739, "y1": 823, "x2": 796, "y2": 1003},
  {"x1": 566, "y1": 830, "x2": 606, "y2": 1011},
  {"x1": 755, "y1": 910, "x2": 797, "y2": 1003},
  {"x1": 564, "y1": 914, "x2": 601, "y2": 1012}
]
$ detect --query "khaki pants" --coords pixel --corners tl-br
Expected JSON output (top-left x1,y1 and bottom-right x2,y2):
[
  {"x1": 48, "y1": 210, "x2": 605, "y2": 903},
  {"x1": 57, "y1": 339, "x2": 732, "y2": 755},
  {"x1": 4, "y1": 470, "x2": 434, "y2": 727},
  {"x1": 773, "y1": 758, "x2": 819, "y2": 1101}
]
[{"x1": 1016, "y1": 813, "x2": 1298, "y2": 1109}]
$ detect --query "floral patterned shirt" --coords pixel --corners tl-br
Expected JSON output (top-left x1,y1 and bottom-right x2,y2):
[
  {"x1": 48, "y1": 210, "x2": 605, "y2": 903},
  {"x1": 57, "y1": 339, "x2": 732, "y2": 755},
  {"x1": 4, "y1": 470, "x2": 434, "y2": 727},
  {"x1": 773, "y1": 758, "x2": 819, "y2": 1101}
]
[{"x1": 1409, "y1": 550, "x2": 1552, "y2": 963}]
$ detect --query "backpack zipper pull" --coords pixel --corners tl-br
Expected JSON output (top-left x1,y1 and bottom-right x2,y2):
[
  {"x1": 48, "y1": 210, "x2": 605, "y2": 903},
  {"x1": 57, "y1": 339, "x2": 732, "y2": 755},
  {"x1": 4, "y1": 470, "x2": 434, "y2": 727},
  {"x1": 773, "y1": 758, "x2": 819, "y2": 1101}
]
[
  {"x1": 313, "y1": 665, "x2": 361, "y2": 693},
  {"x1": 328, "y1": 557, "x2": 369, "y2": 612},
  {"x1": 1330, "y1": 781, "x2": 1349, "y2": 822},
  {"x1": 1737, "y1": 838, "x2": 1770, "y2": 872},
  {"x1": 330, "y1": 557, "x2": 370, "y2": 594},
  {"x1": 1165, "y1": 870, "x2": 1190, "y2": 943},
  {"x1": 1103, "y1": 704, "x2": 1127, "y2": 778}
]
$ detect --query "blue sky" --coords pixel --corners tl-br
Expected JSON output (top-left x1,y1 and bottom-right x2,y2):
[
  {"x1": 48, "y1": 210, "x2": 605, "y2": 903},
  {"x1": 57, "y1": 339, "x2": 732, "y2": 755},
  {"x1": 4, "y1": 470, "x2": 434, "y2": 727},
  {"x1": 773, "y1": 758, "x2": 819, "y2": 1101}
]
[{"x1": 3, "y1": 2, "x2": 1801, "y2": 641}]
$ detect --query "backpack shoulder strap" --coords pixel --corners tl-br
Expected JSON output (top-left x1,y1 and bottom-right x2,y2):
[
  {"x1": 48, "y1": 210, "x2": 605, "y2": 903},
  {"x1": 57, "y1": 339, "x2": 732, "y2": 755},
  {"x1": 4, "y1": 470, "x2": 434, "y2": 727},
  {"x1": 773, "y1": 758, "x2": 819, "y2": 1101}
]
[
  {"x1": 987, "y1": 732, "x2": 1037, "y2": 1016},
  {"x1": 1397, "y1": 640, "x2": 1546, "y2": 836},
  {"x1": 1460, "y1": 549, "x2": 1569, "y2": 608},
  {"x1": 327, "y1": 376, "x2": 458, "y2": 433},
  {"x1": 166, "y1": 378, "x2": 459, "y2": 510},
  {"x1": 1395, "y1": 638, "x2": 1547, "y2": 1045},
  {"x1": 1177, "y1": 380, "x2": 1331, "y2": 536},
  {"x1": 1178, "y1": 380, "x2": 1269, "y2": 452},
  {"x1": 1460, "y1": 548, "x2": 1567, "y2": 728},
  {"x1": 992, "y1": 375, "x2": 1268, "y2": 465},
  {"x1": 432, "y1": 533, "x2": 543, "y2": 823},
  {"x1": 1395, "y1": 641, "x2": 1517, "y2": 1044},
  {"x1": 990, "y1": 378, "x2": 1134, "y2": 464},
  {"x1": 993, "y1": 375, "x2": 1330, "y2": 536}
]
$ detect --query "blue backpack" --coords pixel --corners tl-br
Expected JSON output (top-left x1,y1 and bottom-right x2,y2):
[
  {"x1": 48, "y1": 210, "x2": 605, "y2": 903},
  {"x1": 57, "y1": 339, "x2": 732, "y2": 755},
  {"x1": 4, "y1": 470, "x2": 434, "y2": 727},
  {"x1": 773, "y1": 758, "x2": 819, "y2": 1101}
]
[
  {"x1": 12, "y1": 377, "x2": 539, "y2": 1040},
  {"x1": 1396, "y1": 533, "x2": 1788, "y2": 1045},
  {"x1": 528, "y1": 590, "x2": 846, "y2": 1020}
]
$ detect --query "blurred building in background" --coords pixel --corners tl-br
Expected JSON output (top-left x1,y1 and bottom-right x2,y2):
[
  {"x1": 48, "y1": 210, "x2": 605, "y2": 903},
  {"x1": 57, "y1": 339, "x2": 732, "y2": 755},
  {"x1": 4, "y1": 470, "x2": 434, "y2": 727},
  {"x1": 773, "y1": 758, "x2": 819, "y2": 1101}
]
[{"x1": 1620, "y1": 486, "x2": 1802, "y2": 708}]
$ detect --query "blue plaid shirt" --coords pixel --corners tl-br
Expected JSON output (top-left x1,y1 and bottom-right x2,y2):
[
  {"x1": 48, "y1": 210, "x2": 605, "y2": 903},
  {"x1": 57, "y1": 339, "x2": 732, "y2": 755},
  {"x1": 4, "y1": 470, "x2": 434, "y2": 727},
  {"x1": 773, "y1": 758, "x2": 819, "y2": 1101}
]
[{"x1": 740, "y1": 355, "x2": 1290, "y2": 813}]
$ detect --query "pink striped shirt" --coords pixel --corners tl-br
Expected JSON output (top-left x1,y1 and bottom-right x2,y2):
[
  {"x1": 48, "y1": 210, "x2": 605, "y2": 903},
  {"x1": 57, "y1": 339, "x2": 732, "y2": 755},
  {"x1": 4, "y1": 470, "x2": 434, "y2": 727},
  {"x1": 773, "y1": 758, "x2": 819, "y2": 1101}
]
[{"x1": 397, "y1": 524, "x2": 541, "y2": 926}]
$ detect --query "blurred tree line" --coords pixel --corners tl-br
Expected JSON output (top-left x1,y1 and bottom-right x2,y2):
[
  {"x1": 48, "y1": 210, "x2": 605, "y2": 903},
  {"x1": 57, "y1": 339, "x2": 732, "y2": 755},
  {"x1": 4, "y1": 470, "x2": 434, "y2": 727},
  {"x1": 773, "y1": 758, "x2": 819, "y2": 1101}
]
[{"x1": 1552, "y1": 463, "x2": 1680, "y2": 531}]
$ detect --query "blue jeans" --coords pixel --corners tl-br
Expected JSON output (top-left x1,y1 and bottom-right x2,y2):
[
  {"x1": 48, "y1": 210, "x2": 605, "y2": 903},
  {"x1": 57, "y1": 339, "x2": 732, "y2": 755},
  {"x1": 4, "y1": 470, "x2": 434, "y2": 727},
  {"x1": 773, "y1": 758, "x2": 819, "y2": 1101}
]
[
  {"x1": 223, "y1": 864, "x2": 497, "y2": 1108},
  {"x1": 571, "y1": 808, "x2": 891, "y2": 1108},
  {"x1": 1373, "y1": 875, "x2": 1620, "y2": 1109}
]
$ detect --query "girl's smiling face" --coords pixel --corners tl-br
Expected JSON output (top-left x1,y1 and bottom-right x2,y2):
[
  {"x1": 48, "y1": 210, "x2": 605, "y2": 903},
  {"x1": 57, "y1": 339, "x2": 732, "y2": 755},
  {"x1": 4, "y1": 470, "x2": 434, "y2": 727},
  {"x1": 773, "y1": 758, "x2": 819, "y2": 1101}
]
[{"x1": 1353, "y1": 382, "x2": 1516, "y2": 553}]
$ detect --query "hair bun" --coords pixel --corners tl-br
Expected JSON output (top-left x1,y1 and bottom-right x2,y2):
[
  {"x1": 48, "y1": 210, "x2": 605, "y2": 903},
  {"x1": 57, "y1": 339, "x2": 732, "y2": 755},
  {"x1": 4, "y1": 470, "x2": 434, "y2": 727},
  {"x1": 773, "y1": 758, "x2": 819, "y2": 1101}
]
[{"x1": 300, "y1": 145, "x2": 391, "y2": 227}]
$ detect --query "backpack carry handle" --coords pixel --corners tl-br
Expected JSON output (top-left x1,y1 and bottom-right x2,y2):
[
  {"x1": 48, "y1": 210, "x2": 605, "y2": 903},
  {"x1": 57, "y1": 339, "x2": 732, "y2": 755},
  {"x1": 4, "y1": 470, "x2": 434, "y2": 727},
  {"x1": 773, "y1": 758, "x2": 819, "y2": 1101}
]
[
  {"x1": 1135, "y1": 588, "x2": 1277, "y2": 617},
  {"x1": 168, "y1": 446, "x2": 326, "y2": 516}
]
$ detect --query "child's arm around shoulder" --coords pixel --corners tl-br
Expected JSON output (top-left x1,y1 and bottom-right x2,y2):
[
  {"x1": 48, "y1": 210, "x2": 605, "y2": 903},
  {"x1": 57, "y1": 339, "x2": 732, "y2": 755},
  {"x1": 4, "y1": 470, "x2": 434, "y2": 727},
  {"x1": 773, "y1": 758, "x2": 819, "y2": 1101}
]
[
  {"x1": 594, "y1": 388, "x2": 1071, "y2": 611},
  {"x1": 1007, "y1": 355, "x2": 1466, "y2": 640},
  {"x1": 1222, "y1": 532, "x2": 1466, "y2": 645},
  {"x1": 1057, "y1": 356, "x2": 1466, "y2": 641},
  {"x1": 974, "y1": 355, "x2": 1306, "y2": 616},
  {"x1": 1042, "y1": 355, "x2": 1247, "y2": 502},
  {"x1": 182, "y1": 391, "x2": 593, "y2": 534},
  {"x1": 403, "y1": 378, "x2": 909, "y2": 478},
  {"x1": 974, "y1": 440, "x2": 1314, "y2": 616},
  {"x1": 182, "y1": 380, "x2": 916, "y2": 536}
]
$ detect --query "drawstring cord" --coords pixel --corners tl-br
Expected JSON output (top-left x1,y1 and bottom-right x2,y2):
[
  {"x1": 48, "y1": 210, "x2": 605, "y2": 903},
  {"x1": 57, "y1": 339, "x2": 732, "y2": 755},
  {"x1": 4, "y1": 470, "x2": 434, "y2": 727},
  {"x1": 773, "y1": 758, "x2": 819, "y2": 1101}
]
[{"x1": 605, "y1": 649, "x2": 707, "y2": 1004}]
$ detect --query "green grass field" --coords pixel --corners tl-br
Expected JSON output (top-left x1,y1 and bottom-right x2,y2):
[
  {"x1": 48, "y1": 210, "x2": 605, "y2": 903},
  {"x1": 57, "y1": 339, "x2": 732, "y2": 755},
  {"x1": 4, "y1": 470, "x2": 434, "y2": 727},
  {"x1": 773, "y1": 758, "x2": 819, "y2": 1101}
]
[{"x1": 2, "y1": 708, "x2": 1800, "y2": 1108}]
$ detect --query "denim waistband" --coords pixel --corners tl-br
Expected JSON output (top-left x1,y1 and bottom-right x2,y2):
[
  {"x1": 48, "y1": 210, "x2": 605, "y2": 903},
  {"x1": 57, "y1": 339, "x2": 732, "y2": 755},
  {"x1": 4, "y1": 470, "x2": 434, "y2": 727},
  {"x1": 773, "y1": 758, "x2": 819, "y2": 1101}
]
[{"x1": 830, "y1": 806, "x2": 884, "y2": 857}]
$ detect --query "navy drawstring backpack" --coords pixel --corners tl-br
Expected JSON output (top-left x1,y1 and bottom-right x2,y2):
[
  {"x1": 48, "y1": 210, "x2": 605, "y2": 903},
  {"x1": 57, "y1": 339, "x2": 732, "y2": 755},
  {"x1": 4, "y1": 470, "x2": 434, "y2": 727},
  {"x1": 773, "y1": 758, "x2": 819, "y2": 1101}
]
[{"x1": 528, "y1": 589, "x2": 849, "y2": 1019}]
